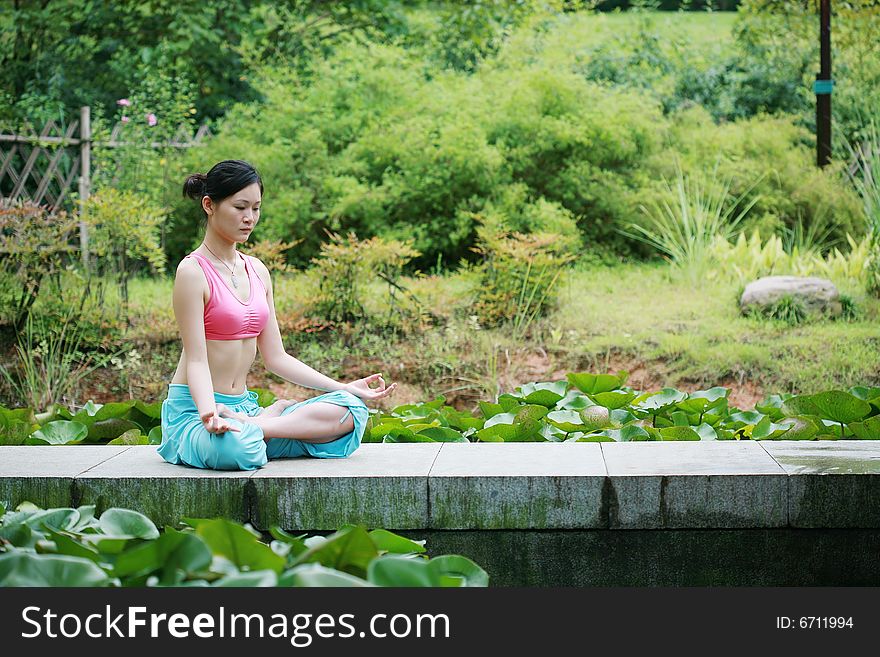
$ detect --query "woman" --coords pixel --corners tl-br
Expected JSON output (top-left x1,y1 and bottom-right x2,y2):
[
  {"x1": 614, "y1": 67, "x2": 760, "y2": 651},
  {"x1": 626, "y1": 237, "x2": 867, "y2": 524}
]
[{"x1": 158, "y1": 159, "x2": 397, "y2": 470}]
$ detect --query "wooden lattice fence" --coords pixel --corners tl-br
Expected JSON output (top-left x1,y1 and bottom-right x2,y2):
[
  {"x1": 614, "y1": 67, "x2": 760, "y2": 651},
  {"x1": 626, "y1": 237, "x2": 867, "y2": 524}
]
[{"x1": 0, "y1": 106, "x2": 209, "y2": 267}]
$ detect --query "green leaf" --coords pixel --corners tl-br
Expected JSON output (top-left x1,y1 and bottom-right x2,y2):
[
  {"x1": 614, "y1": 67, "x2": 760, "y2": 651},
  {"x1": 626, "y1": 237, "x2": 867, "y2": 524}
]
[
  {"x1": 497, "y1": 394, "x2": 522, "y2": 412},
  {"x1": 367, "y1": 554, "x2": 459, "y2": 587},
  {"x1": 580, "y1": 425, "x2": 650, "y2": 442},
  {"x1": 148, "y1": 425, "x2": 163, "y2": 445},
  {"x1": 132, "y1": 400, "x2": 162, "y2": 420},
  {"x1": 69, "y1": 505, "x2": 96, "y2": 532},
  {"x1": 478, "y1": 401, "x2": 504, "y2": 418},
  {"x1": 196, "y1": 519, "x2": 286, "y2": 573},
  {"x1": 108, "y1": 429, "x2": 149, "y2": 445},
  {"x1": 781, "y1": 394, "x2": 823, "y2": 418},
  {"x1": 26, "y1": 420, "x2": 87, "y2": 445},
  {"x1": 100, "y1": 508, "x2": 160, "y2": 540},
  {"x1": 368, "y1": 529, "x2": 426, "y2": 555},
  {"x1": 93, "y1": 401, "x2": 136, "y2": 421},
  {"x1": 546, "y1": 409, "x2": 585, "y2": 432},
  {"x1": 41, "y1": 527, "x2": 103, "y2": 562},
  {"x1": 848, "y1": 415, "x2": 880, "y2": 440},
  {"x1": 806, "y1": 391, "x2": 872, "y2": 424},
  {"x1": 591, "y1": 390, "x2": 637, "y2": 409},
  {"x1": 694, "y1": 423, "x2": 719, "y2": 441},
  {"x1": 213, "y1": 570, "x2": 278, "y2": 587},
  {"x1": 516, "y1": 381, "x2": 568, "y2": 407},
  {"x1": 633, "y1": 388, "x2": 687, "y2": 412},
  {"x1": 658, "y1": 426, "x2": 701, "y2": 441},
  {"x1": 755, "y1": 394, "x2": 791, "y2": 421},
  {"x1": 555, "y1": 391, "x2": 595, "y2": 413},
  {"x1": 416, "y1": 427, "x2": 468, "y2": 442},
  {"x1": 86, "y1": 418, "x2": 141, "y2": 443},
  {"x1": 775, "y1": 416, "x2": 820, "y2": 440},
  {"x1": 114, "y1": 529, "x2": 212, "y2": 582},
  {"x1": 280, "y1": 563, "x2": 373, "y2": 587},
  {"x1": 249, "y1": 387, "x2": 276, "y2": 408},
  {"x1": 269, "y1": 526, "x2": 309, "y2": 557},
  {"x1": 724, "y1": 410, "x2": 766, "y2": 428},
  {"x1": 427, "y1": 555, "x2": 489, "y2": 587},
  {"x1": 669, "y1": 410, "x2": 691, "y2": 426},
  {"x1": 0, "y1": 406, "x2": 39, "y2": 444},
  {"x1": 676, "y1": 387, "x2": 729, "y2": 414},
  {"x1": 751, "y1": 416, "x2": 799, "y2": 440},
  {"x1": 849, "y1": 386, "x2": 880, "y2": 403},
  {"x1": 383, "y1": 428, "x2": 435, "y2": 443},
  {"x1": 292, "y1": 526, "x2": 378, "y2": 577},
  {"x1": 0, "y1": 552, "x2": 110, "y2": 586},
  {"x1": 566, "y1": 372, "x2": 627, "y2": 395},
  {"x1": 369, "y1": 420, "x2": 404, "y2": 440}
]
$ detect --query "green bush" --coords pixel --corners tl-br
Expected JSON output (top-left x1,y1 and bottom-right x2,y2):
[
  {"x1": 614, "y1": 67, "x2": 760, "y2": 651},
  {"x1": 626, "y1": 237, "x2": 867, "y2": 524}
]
[
  {"x1": 299, "y1": 231, "x2": 426, "y2": 336},
  {"x1": 0, "y1": 202, "x2": 79, "y2": 332},
  {"x1": 470, "y1": 225, "x2": 576, "y2": 335},
  {"x1": 647, "y1": 107, "x2": 866, "y2": 249}
]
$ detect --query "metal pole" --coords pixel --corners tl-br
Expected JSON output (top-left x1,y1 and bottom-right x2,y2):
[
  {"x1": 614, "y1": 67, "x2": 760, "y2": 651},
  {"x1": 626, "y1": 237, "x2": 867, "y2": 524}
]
[
  {"x1": 78, "y1": 105, "x2": 91, "y2": 270},
  {"x1": 816, "y1": 0, "x2": 832, "y2": 167}
]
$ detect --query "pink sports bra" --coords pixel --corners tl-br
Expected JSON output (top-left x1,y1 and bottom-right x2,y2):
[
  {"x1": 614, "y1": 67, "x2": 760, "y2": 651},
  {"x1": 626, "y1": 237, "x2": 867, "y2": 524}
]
[{"x1": 185, "y1": 251, "x2": 270, "y2": 340}]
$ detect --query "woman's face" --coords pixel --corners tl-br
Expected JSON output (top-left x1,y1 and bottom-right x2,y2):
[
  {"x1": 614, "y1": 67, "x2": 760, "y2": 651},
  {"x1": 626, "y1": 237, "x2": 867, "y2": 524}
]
[{"x1": 202, "y1": 182, "x2": 261, "y2": 244}]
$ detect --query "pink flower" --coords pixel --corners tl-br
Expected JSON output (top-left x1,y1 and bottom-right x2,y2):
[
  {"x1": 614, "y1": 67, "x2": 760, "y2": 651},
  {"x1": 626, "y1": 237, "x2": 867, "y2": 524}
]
[
  {"x1": 146, "y1": 113, "x2": 157, "y2": 126},
  {"x1": 121, "y1": 116, "x2": 130, "y2": 123},
  {"x1": 116, "y1": 98, "x2": 131, "y2": 107}
]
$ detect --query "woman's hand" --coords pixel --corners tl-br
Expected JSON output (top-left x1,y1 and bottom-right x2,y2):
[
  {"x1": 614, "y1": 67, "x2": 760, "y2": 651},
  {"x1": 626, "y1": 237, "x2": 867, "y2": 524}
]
[
  {"x1": 342, "y1": 373, "x2": 398, "y2": 401},
  {"x1": 200, "y1": 408, "x2": 241, "y2": 435}
]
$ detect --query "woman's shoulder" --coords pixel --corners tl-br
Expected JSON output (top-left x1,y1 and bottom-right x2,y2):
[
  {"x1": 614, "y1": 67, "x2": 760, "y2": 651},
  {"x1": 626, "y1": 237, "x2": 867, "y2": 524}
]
[
  {"x1": 245, "y1": 254, "x2": 272, "y2": 288},
  {"x1": 175, "y1": 256, "x2": 209, "y2": 293}
]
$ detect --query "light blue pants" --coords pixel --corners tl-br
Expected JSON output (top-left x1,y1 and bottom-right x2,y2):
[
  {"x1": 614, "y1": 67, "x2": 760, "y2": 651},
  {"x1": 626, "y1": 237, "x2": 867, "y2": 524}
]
[{"x1": 158, "y1": 384, "x2": 369, "y2": 471}]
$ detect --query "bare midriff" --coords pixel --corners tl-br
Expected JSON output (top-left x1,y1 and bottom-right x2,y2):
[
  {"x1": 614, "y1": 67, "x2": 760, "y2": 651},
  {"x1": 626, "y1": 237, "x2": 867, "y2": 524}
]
[{"x1": 169, "y1": 338, "x2": 258, "y2": 396}]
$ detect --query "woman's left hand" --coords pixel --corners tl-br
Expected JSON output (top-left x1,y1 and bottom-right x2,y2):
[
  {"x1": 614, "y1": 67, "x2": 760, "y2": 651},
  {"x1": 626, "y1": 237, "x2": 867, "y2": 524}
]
[{"x1": 342, "y1": 373, "x2": 398, "y2": 401}]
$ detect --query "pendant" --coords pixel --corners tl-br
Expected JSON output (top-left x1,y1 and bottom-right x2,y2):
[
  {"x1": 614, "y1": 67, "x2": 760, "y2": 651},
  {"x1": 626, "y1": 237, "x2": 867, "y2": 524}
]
[{"x1": 231, "y1": 274, "x2": 239, "y2": 288}]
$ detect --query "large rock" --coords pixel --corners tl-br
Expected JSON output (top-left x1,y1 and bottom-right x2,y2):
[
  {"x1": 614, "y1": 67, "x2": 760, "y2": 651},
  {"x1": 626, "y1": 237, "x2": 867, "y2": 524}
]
[{"x1": 740, "y1": 275, "x2": 841, "y2": 318}]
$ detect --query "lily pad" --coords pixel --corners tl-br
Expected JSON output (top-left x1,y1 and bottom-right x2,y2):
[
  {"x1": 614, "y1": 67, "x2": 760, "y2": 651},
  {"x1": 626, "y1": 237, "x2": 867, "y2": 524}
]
[{"x1": 26, "y1": 420, "x2": 87, "y2": 445}]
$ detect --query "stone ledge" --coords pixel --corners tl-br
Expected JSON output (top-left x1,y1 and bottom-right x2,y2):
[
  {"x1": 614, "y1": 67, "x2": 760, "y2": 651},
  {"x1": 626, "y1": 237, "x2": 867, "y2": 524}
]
[{"x1": 1, "y1": 442, "x2": 879, "y2": 530}]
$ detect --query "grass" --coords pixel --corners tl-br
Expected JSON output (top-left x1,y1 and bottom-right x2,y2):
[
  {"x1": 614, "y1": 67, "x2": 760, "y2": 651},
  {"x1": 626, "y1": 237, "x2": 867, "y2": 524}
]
[{"x1": 551, "y1": 261, "x2": 880, "y2": 395}]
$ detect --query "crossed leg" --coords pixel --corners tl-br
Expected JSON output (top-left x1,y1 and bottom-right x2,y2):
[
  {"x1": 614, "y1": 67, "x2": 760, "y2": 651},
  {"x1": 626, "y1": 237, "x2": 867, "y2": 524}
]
[{"x1": 217, "y1": 401, "x2": 355, "y2": 443}]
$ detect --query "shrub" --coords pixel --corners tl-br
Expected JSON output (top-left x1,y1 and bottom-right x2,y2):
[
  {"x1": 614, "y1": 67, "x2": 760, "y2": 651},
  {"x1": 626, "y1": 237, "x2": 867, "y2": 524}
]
[
  {"x1": 470, "y1": 223, "x2": 575, "y2": 336},
  {"x1": 299, "y1": 231, "x2": 426, "y2": 336},
  {"x1": 241, "y1": 237, "x2": 303, "y2": 275},
  {"x1": 82, "y1": 189, "x2": 168, "y2": 324},
  {"x1": 650, "y1": 107, "x2": 866, "y2": 248},
  {"x1": 0, "y1": 201, "x2": 79, "y2": 333},
  {"x1": 707, "y1": 229, "x2": 872, "y2": 291}
]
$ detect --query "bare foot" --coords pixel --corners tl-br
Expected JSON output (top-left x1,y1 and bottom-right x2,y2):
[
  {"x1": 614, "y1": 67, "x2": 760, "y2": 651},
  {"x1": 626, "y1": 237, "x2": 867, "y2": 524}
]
[
  {"x1": 216, "y1": 403, "x2": 250, "y2": 423},
  {"x1": 257, "y1": 399, "x2": 297, "y2": 418}
]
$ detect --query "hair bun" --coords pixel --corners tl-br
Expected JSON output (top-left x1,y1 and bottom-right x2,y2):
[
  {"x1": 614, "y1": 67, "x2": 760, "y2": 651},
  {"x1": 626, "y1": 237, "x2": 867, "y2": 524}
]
[{"x1": 182, "y1": 173, "x2": 208, "y2": 201}]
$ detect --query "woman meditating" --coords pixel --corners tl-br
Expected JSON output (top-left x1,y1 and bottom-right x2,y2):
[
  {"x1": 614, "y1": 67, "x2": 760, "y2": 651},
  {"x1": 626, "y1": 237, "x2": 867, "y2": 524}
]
[{"x1": 158, "y1": 159, "x2": 397, "y2": 470}]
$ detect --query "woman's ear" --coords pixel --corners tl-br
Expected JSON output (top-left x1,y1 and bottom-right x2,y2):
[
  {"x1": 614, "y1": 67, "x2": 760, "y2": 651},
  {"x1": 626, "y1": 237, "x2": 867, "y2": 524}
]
[{"x1": 202, "y1": 195, "x2": 213, "y2": 216}]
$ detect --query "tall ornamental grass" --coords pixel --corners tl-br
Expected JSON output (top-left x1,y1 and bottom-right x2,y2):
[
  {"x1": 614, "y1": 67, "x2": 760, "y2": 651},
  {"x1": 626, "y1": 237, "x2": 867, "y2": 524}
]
[
  {"x1": 846, "y1": 119, "x2": 880, "y2": 296},
  {"x1": 616, "y1": 161, "x2": 763, "y2": 284}
]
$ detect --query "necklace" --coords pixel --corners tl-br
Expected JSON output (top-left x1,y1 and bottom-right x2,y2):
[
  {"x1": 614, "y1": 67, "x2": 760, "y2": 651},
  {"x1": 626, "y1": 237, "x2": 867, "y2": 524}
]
[{"x1": 202, "y1": 243, "x2": 240, "y2": 288}]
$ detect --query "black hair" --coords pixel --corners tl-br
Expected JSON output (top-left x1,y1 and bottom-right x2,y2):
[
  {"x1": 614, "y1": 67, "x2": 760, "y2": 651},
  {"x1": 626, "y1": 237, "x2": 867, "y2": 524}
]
[{"x1": 183, "y1": 159, "x2": 263, "y2": 223}]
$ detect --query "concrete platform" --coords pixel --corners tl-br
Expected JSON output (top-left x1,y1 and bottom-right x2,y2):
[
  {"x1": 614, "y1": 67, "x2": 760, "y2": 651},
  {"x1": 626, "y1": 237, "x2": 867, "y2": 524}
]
[{"x1": 2, "y1": 441, "x2": 878, "y2": 530}]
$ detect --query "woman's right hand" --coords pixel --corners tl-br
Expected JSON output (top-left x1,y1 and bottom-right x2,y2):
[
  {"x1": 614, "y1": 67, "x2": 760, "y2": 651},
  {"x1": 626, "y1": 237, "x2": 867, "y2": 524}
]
[{"x1": 200, "y1": 409, "x2": 240, "y2": 435}]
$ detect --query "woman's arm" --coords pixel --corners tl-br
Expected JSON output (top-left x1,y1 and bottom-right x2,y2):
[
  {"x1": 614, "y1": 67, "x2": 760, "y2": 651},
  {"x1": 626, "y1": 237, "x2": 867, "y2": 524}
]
[
  {"x1": 173, "y1": 260, "x2": 219, "y2": 418},
  {"x1": 254, "y1": 259, "x2": 344, "y2": 392}
]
